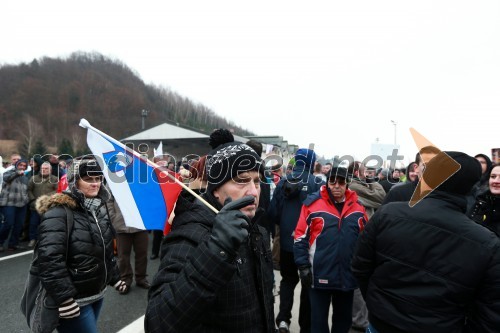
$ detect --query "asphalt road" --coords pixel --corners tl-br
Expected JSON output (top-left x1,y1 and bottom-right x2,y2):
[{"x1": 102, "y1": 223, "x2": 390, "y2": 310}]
[
  {"x1": 0, "y1": 237, "x2": 160, "y2": 333},
  {"x1": 1, "y1": 238, "x2": 360, "y2": 333}
]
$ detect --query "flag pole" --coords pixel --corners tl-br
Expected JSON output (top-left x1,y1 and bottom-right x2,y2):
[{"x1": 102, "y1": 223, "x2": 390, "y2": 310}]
[{"x1": 79, "y1": 118, "x2": 219, "y2": 214}]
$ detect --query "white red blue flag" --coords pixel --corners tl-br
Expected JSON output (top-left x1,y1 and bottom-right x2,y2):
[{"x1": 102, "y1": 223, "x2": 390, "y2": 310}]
[{"x1": 80, "y1": 119, "x2": 182, "y2": 230}]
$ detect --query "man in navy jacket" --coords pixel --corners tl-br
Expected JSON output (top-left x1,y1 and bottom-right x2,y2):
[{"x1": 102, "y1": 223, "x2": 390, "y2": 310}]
[
  {"x1": 294, "y1": 167, "x2": 368, "y2": 333},
  {"x1": 268, "y1": 148, "x2": 324, "y2": 333}
]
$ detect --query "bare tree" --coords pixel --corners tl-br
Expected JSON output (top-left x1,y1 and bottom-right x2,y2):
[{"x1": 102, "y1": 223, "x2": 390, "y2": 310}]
[
  {"x1": 17, "y1": 114, "x2": 43, "y2": 156},
  {"x1": 71, "y1": 131, "x2": 83, "y2": 157}
]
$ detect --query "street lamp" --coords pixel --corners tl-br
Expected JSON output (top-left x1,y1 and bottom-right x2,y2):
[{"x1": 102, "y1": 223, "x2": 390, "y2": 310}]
[
  {"x1": 390, "y1": 120, "x2": 397, "y2": 145},
  {"x1": 141, "y1": 109, "x2": 149, "y2": 130}
]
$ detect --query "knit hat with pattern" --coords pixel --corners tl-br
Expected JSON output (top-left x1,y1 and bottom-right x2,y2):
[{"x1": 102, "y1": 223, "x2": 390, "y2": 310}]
[{"x1": 206, "y1": 129, "x2": 264, "y2": 194}]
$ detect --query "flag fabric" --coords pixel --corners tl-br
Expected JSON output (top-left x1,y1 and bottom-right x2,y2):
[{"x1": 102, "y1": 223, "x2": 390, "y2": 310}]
[
  {"x1": 153, "y1": 141, "x2": 163, "y2": 157},
  {"x1": 57, "y1": 174, "x2": 68, "y2": 193},
  {"x1": 81, "y1": 119, "x2": 182, "y2": 230}
]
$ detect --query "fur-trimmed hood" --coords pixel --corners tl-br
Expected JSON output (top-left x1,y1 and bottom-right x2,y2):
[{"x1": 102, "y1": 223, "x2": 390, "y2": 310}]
[{"x1": 36, "y1": 192, "x2": 79, "y2": 215}]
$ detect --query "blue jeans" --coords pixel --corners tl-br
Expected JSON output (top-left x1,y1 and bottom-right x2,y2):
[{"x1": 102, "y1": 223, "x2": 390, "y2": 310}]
[
  {"x1": 57, "y1": 298, "x2": 104, "y2": 333},
  {"x1": 29, "y1": 210, "x2": 41, "y2": 241},
  {"x1": 0, "y1": 205, "x2": 27, "y2": 248},
  {"x1": 366, "y1": 323, "x2": 379, "y2": 333}
]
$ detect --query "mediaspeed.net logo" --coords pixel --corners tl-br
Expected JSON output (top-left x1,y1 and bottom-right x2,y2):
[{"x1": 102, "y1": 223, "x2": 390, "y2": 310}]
[
  {"x1": 408, "y1": 128, "x2": 461, "y2": 207},
  {"x1": 26, "y1": 128, "x2": 461, "y2": 206}
]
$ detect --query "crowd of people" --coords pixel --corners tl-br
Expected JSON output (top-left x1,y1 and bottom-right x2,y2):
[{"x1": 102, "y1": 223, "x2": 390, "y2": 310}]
[
  {"x1": 1, "y1": 133, "x2": 499, "y2": 333},
  {"x1": 0, "y1": 153, "x2": 65, "y2": 251}
]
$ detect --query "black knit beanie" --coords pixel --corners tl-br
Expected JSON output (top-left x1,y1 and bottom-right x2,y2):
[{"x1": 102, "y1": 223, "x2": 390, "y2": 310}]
[
  {"x1": 206, "y1": 130, "x2": 264, "y2": 194},
  {"x1": 327, "y1": 167, "x2": 350, "y2": 182},
  {"x1": 423, "y1": 151, "x2": 481, "y2": 195},
  {"x1": 66, "y1": 155, "x2": 103, "y2": 184}
]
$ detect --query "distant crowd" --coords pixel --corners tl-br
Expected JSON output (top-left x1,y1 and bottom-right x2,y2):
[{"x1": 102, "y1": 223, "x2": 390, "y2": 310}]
[{"x1": 2, "y1": 133, "x2": 500, "y2": 333}]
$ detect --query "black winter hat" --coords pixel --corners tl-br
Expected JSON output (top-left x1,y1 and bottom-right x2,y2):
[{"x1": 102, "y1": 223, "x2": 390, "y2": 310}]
[
  {"x1": 424, "y1": 151, "x2": 481, "y2": 195},
  {"x1": 66, "y1": 155, "x2": 103, "y2": 184},
  {"x1": 327, "y1": 167, "x2": 349, "y2": 181},
  {"x1": 206, "y1": 130, "x2": 263, "y2": 194}
]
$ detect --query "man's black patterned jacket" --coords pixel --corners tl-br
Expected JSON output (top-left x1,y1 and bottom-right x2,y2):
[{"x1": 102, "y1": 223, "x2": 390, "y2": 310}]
[{"x1": 145, "y1": 190, "x2": 275, "y2": 333}]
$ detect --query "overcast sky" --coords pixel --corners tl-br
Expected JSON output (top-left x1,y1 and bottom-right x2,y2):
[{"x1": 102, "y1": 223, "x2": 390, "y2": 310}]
[{"x1": 2, "y1": 1, "x2": 499, "y2": 164}]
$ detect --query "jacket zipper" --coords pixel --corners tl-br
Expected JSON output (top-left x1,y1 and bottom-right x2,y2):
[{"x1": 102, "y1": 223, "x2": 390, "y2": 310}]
[{"x1": 92, "y1": 210, "x2": 108, "y2": 286}]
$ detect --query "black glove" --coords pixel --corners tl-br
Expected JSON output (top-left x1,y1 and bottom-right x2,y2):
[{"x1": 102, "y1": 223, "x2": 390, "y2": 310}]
[
  {"x1": 208, "y1": 196, "x2": 254, "y2": 259},
  {"x1": 58, "y1": 298, "x2": 80, "y2": 319},
  {"x1": 298, "y1": 267, "x2": 312, "y2": 289}
]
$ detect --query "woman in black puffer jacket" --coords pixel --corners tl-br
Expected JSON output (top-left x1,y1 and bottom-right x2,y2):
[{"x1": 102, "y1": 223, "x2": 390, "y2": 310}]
[{"x1": 34, "y1": 156, "x2": 125, "y2": 333}]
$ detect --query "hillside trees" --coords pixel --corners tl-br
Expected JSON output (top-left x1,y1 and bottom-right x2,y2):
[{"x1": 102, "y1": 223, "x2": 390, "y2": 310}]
[{"x1": 0, "y1": 51, "x2": 253, "y2": 156}]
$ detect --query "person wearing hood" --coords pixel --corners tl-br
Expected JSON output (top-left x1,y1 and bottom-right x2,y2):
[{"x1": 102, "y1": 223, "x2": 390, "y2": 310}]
[
  {"x1": 469, "y1": 153, "x2": 494, "y2": 200},
  {"x1": 475, "y1": 153, "x2": 493, "y2": 175},
  {"x1": 33, "y1": 155, "x2": 125, "y2": 333},
  {"x1": 294, "y1": 167, "x2": 368, "y2": 333},
  {"x1": 0, "y1": 158, "x2": 29, "y2": 251},
  {"x1": 468, "y1": 163, "x2": 500, "y2": 237},
  {"x1": 352, "y1": 152, "x2": 500, "y2": 333},
  {"x1": 146, "y1": 129, "x2": 275, "y2": 333},
  {"x1": 268, "y1": 148, "x2": 324, "y2": 333}
]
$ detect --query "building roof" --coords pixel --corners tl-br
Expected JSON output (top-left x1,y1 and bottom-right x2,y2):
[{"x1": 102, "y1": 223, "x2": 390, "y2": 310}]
[
  {"x1": 123, "y1": 122, "x2": 249, "y2": 143},
  {"x1": 122, "y1": 123, "x2": 208, "y2": 141},
  {"x1": 118, "y1": 123, "x2": 299, "y2": 166}
]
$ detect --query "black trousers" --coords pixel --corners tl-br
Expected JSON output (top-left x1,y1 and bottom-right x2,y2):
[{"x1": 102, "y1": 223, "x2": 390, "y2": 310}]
[
  {"x1": 151, "y1": 230, "x2": 163, "y2": 257},
  {"x1": 276, "y1": 250, "x2": 311, "y2": 333},
  {"x1": 309, "y1": 288, "x2": 353, "y2": 333}
]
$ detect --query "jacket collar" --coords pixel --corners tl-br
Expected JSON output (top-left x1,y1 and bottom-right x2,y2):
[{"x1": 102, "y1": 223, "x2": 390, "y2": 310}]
[{"x1": 319, "y1": 185, "x2": 359, "y2": 212}]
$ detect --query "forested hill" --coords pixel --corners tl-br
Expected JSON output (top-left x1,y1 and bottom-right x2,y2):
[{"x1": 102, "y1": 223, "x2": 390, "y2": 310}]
[{"x1": 0, "y1": 51, "x2": 253, "y2": 156}]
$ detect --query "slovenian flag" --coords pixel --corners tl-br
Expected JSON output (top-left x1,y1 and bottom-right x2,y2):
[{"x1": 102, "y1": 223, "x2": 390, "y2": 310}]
[{"x1": 80, "y1": 119, "x2": 182, "y2": 230}]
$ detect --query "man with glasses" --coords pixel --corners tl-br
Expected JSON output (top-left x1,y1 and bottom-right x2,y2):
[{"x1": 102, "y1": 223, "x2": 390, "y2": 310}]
[{"x1": 293, "y1": 167, "x2": 368, "y2": 333}]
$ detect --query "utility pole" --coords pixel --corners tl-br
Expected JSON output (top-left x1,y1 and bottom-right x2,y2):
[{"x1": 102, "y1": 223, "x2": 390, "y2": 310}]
[{"x1": 141, "y1": 109, "x2": 149, "y2": 130}]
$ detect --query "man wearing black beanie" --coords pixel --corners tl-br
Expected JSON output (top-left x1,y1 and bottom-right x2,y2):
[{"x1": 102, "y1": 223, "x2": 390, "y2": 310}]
[
  {"x1": 352, "y1": 151, "x2": 500, "y2": 333},
  {"x1": 146, "y1": 129, "x2": 275, "y2": 333}
]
